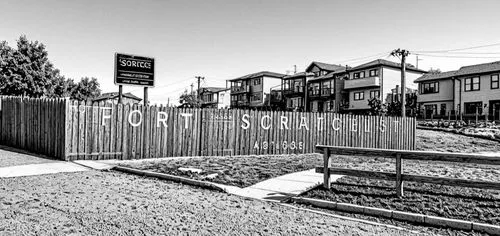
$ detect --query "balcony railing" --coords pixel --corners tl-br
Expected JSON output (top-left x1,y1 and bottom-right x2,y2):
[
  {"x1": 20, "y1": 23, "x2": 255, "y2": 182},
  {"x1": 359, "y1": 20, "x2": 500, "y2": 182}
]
[
  {"x1": 283, "y1": 86, "x2": 305, "y2": 95},
  {"x1": 231, "y1": 85, "x2": 250, "y2": 93},
  {"x1": 321, "y1": 88, "x2": 335, "y2": 96},
  {"x1": 308, "y1": 90, "x2": 321, "y2": 97},
  {"x1": 344, "y1": 76, "x2": 380, "y2": 89}
]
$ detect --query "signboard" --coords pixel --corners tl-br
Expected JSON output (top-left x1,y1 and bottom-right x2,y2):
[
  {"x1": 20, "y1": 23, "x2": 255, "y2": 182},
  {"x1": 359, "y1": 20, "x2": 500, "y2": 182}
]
[{"x1": 114, "y1": 53, "x2": 155, "y2": 87}]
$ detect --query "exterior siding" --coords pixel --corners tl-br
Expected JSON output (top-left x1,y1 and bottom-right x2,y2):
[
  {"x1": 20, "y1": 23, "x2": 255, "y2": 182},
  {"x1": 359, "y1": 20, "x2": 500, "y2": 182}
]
[
  {"x1": 417, "y1": 79, "x2": 454, "y2": 103},
  {"x1": 455, "y1": 73, "x2": 500, "y2": 115}
]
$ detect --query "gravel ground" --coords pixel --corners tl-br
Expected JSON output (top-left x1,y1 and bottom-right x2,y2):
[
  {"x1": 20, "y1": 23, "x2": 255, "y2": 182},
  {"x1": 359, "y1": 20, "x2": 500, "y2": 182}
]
[
  {"x1": 0, "y1": 170, "x2": 418, "y2": 236},
  {"x1": 0, "y1": 146, "x2": 57, "y2": 167}
]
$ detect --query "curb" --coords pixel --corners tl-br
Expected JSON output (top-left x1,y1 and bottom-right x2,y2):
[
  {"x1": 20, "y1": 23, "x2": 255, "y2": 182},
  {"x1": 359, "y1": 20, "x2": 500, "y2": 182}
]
[
  {"x1": 113, "y1": 166, "x2": 227, "y2": 192},
  {"x1": 291, "y1": 197, "x2": 500, "y2": 235}
]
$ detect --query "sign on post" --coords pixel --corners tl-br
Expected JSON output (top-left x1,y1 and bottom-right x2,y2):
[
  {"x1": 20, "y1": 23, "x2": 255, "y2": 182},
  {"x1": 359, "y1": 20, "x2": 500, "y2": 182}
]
[{"x1": 114, "y1": 53, "x2": 155, "y2": 87}]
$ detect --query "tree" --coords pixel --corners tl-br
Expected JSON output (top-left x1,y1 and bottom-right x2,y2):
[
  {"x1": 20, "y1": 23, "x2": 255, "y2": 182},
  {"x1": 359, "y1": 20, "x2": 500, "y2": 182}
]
[
  {"x1": 179, "y1": 89, "x2": 200, "y2": 108},
  {"x1": 0, "y1": 36, "x2": 59, "y2": 97},
  {"x1": 70, "y1": 77, "x2": 101, "y2": 101},
  {"x1": 367, "y1": 97, "x2": 386, "y2": 115},
  {"x1": 387, "y1": 101, "x2": 402, "y2": 116},
  {"x1": 428, "y1": 68, "x2": 442, "y2": 74},
  {"x1": 0, "y1": 35, "x2": 102, "y2": 100}
]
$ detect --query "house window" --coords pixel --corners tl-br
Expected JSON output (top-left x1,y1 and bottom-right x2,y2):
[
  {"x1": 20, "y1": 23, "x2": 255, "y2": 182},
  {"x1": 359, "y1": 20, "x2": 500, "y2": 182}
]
[
  {"x1": 353, "y1": 71, "x2": 365, "y2": 79},
  {"x1": 465, "y1": 77, "x2": 480, "y2": 91},
  {"x1": 421, "y1": 82, "x2": 439, "y2": 94},
  {"x1": 354, "y1": 92, "x2": 364, "y2": 101},
  {"x1": 253, "y1": 78, "x2": 261, "y2": 85},
  {"x1": 369, "y1": 69, "x2": 379, "y2": 77},
  {"x1": 491, "y1": 75, "x2": 499, "y2": 89},
  {"x1": 464, "y1": 102, "x2": 483, "y2": 114},
  {"x1": 370, "y1": 90, "x2": 380, "y2": 99}
]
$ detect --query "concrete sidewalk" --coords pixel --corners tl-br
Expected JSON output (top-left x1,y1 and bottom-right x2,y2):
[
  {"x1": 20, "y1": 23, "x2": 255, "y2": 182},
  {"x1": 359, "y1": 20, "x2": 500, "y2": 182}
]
[
  {"x1": 0, "y1": 162, "x2": 90, "y2": 178},
  {"x1": 223, "y1": 169, "x2": 343, "y2": 202}
]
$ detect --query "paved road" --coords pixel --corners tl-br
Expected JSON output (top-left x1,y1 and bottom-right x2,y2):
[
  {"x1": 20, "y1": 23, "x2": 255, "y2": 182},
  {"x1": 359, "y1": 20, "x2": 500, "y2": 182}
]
[{"x1": 0, "y1": 170, "x2": 422, "y2": 236}]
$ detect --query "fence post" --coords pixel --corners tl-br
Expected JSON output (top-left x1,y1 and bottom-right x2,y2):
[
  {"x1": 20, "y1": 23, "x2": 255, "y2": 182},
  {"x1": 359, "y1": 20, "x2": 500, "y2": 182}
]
[
  {"x1": 396, "y1": 153, "x2": 403, "y2": 197},
  {"x1": 323, "y1": 147, "x2": 331, "y2": 189}
]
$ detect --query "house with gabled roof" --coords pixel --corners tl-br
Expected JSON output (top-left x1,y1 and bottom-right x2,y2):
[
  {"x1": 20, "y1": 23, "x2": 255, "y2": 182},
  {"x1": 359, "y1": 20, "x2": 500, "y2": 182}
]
[
  {"x1": 93, "y1": 92, "x2": 142, "y2": 105},
  {"x1": 305, "y1": 62, "x2": 349, "y2": 112},
  {"x1": 227, "y1": 71, "x2": 286, "y2": 109},
  {"x1": 199, "y1": 87, "x2": 230, "y2": 109},
  {"x1": 344, "y1": 59, "x2": 427, "y2": 113},
  {"x1": 415, "y1": 61, "x2": 500, "y2": 120}
]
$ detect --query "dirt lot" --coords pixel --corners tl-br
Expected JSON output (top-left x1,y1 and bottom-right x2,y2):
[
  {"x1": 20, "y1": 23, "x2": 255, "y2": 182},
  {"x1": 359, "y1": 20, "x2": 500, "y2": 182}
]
[
  {"x1": 120, "y1": 129, "x2": 500, "y2": 188},
  {"x1": 0, "y1": 170, "x2": 417, "y2": 236}
]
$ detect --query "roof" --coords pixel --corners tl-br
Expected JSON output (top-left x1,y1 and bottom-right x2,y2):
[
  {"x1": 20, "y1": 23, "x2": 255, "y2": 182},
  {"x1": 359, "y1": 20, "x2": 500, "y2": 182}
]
[
  {"x1": 414, "y1": 70, "x2": 457, "y2": 82},
  {"x1": 454, "y1": 60, "x2": 500, "y2": 76},
  {"x1": 199, "y1": 87, "x2": 229, "y2": 94},
  {"x1": 283, "y1": 72, "x2": 314, "y2": 79},
  {"x1": 309, "y1": 68, "x2": 349, "y2": 82},
  {"x1": 306, "y1": 61, "x2": 346, "y2": 72},
  {"x1": 414, "y1": 60, "x2": 500, "y2": 83},
  {"x1": 350, "y1": 59, "x2": 427, "y2": 73},
  {"x1": 228, "y1": 71, "x2": 286, "y2": 82},
  {"x1": 93, "y1": 92, "x2": 142, "y2": 102}
]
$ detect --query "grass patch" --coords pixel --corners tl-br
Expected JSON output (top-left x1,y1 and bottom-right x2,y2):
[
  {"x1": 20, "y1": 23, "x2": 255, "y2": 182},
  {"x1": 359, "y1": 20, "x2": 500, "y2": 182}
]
[
  {"x1": 119, "y1": 154, "x2": 322, "y2": 188},
  {"x1": 302, "y1": 176, "x2": 500, "y2": 225}
]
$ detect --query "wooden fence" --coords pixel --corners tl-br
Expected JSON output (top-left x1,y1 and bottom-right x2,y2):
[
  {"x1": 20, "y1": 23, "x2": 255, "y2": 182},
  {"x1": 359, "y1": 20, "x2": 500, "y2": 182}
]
[
  {"x1": 0, "y1": 97, "x2": 417, "y2": 160},
  {"x1": 0, "y1": 97, "x2": 67, "y2": 159},
  {"x1": 316, "y1": 146, "x2": 500, "y2": 197}
]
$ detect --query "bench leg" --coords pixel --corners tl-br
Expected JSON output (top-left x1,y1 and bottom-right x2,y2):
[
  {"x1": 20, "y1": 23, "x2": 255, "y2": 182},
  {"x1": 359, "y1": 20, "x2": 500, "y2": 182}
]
[
  {"x1": 323, "y1": 148, "x2": 331, "y2": 189},
  {"x1": 396, "y1": 153, "x2": 404, "y2": 197}
]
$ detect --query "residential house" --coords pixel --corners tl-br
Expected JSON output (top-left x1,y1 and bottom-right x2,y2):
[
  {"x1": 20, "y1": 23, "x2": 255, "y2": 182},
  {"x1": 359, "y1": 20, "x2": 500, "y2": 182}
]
[
  {"x1": 344, "y1": 59, "x2": 427, "y2": 113},
  {"x1": 415, "y1": 61, "x2": 500, "y2": 120},
  {"x1": 228, "y1": 71, "x2": 286, "y2": 109},
  {"x1": 414, "y1": 71, "x2": 456, "y2": 118},
  {"x1": 199, "y1": 87, "x2": 230, "y2": 109},
  {"x1": 93, "y1": 92, "x2": 142, "y2": 105},
  {"x1": 305, "y1": 62, "x2": 348, "y2": 112},
  {"x1": 281, "y1": 72, "x2": 313, "y2": 111}
]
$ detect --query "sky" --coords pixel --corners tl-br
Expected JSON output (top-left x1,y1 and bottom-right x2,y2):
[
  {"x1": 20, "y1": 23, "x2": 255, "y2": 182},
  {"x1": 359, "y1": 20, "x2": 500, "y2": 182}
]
[{"x1": 2, "y1": 0, "x2": 500, "y2": 105}]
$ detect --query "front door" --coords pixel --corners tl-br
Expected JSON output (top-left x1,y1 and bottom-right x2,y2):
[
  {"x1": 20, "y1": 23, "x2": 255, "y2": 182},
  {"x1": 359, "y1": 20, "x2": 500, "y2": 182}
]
[{"x1": 490, "y1": 100, "x2": 500, "y2": 121}]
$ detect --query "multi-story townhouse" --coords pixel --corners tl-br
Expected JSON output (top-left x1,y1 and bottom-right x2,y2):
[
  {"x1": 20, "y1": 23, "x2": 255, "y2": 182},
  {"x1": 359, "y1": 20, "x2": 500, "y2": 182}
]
[
  {"x1": 415, "y1": 61, "x2": 500, "y2": 120},
  {"x1": 414, "y1": 71, "x2": 457, "y2": 118},
  {"x1": 281, "y1": 72, "x2": 313, "y2": 111},
  {"x1": 344, "y1": 59, "x2": 427, "y2": 113},
  {"x1": 228, "y1": 71, "x2": 286, "y2": 109},
  {"x1": 199, "y1": 87, "x2": 230, "y2": 109},
  {"x1": 305, "y1": 62, "x2": 348, "y2": 112}
]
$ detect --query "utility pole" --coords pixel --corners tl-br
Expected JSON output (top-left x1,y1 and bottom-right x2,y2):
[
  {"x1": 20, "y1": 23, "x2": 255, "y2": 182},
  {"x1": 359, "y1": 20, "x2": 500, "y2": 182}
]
[
  {"x1": 391, "y1": 49, "x2": 410, "y2": 117},
  {"x1": 195, "y1": 76, "x2": 205, "y2": 106},
  {"x1": 416, "y1": 55, "x2": 423, "y2": 69}
]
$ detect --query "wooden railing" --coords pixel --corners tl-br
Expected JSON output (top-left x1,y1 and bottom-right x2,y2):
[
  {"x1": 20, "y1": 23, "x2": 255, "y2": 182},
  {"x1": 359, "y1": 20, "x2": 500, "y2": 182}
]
[{"x1": 316, "y1": 145, "x2": 500, "y2": 197}]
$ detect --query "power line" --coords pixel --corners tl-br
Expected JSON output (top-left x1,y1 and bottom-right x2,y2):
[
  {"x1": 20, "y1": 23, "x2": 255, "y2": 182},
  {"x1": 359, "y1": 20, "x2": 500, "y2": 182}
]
[
  {"x1": 337, "y1": 51, "x2": 392, "y2": 64},
  {"x1": 414, "y1": 53, "x2": 500, "y2": 59},
  {"x1": 413, "y1": 42, "x2": 500, "y2": 53}
]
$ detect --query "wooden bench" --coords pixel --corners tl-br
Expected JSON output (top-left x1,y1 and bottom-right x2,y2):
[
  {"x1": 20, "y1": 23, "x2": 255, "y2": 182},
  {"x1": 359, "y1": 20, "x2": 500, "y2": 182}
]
[{"x1": 316, "y1": 145, "x2": 500, "y2": 197}]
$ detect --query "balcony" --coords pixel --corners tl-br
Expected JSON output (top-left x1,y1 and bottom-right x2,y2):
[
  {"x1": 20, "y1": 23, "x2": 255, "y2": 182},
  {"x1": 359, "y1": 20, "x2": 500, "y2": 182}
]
[
  {"x1": 283, "y1": 86, "x2": 305, "y2": 96},
  {"x1": 344, "y1": 76, "x2": 380, "y2": 89},
  {"x1": 231, "y1": 85, "x2": 250, "y2": 94},
  {"x1": 308, "y1": 90, "x2": 321, "y2": 97},
  {"x1": 321, "y1": 88, "x2": 335, "y2": 97}
]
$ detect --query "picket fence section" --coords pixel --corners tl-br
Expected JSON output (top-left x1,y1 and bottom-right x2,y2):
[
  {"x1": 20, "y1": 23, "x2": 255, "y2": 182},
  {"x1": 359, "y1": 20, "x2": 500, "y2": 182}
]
[{"x1": 0, "y1": 97, "x2": 416, "y2": 161}]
